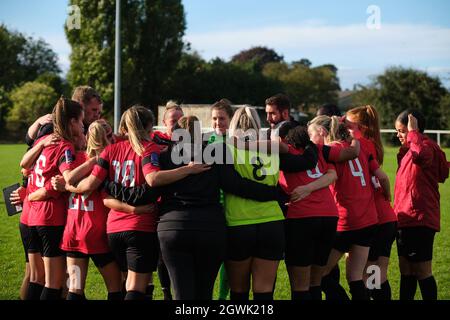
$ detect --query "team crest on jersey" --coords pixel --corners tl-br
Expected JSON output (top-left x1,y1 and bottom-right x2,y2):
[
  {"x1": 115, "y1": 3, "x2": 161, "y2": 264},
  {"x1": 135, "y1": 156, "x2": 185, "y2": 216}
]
[
  {"x1": 65, "y1": 149, "x2": 74, "y2": 164},
  {"x1": 150, "y1": 152, "x2": 159, "y2": 167}
]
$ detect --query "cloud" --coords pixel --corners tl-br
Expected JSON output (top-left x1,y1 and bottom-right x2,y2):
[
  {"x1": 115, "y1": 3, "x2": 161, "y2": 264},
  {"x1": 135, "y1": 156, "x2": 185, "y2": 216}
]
[
  {"x1": 185, "y1": 22, "x2": 450, "y2": 88},
  {"x1": 185, "y1": 23, "x2": 450, "y2": 63}
]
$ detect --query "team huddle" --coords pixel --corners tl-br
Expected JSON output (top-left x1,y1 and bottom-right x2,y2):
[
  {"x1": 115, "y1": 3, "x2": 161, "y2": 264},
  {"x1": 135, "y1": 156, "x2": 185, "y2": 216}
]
[{"x1": 9, "y1": 86, "x2": 449, "y2": 301}]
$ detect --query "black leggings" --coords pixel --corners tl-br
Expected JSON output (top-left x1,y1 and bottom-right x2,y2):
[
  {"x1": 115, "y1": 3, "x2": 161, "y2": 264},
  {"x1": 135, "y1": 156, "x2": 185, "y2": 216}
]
[{"x1": 158, "y1": 228, "x2": 227, "y2": 300}]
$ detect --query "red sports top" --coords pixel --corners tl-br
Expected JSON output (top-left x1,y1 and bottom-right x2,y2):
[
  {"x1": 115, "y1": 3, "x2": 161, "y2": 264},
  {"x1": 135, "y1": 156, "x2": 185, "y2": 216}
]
[
  {"x1": 27, "y1": 137, "x2": 75, "y2": 226},
  {"x1": 61, "y1": 152, "x2": 110, "y2": 254},
  {"x1": 328, "y1": 140, "x2": 379, "y2": 231},
  {"x1": 394, "y1": 131, "x2": 449, "y2": 231},
  {"x1": 359, "y1": 137, "x2": 397, "y2": 225},
  {"x1": 20, "y1": 196, "x2": 30, "y2": 225},
  {"x1": 91, "y1": 139, "x2": 160, "y2": 233},
  {"x1": 279, "y1": 144, "x2": 338, "y2": 219}
]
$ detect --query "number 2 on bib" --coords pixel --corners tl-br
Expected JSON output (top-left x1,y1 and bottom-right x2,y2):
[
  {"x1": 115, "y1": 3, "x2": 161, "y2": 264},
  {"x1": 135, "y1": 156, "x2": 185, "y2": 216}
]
[{"x1": 348, "y1": 158, "x2": 366, "y2": 186}]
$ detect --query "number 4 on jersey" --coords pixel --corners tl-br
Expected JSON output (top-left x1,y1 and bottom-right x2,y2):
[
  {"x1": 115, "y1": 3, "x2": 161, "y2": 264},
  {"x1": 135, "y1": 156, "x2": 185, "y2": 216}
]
[{"x1": 348, "y1": 158, "x2": 366, "y2": 186}]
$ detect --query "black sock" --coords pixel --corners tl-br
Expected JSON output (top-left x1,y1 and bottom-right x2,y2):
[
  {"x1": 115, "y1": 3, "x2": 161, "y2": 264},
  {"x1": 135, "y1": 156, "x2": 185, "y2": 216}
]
[
  {"x1": 107, "y1": 291, "x2": 123, "y2": 301},
  {"x1": 400, "y1": 275, "x2": 417, "y2": 300},
  {"x1": 371, "y1": 280, "x2": 392, "y2": 300},
  {"x1": 66, "y1": 292, "x2": 85, "y2": 300},
  {"x1": 145, "y1": 284, "x2": 154, "y2": 300},
  {"x1": 162, "y1": 288, "x2": 172, "y2": 301},
  {"x1": 40, "y1": 287, "x2": 62, "y2": 300},
  {"x1": 310, "y1": 286, "x2": 322, "y2": 301},
  {"x1": 321, "y1": 273, "x2": 350, "y2": 301},
  {"x1": 418, "y1": 276, "x2": 437, "y2": 301},
  {"x1": 230, "y1": 291, "x2": 249, "y2": 301},
  {"x1": 349, "y1": 280, "x2": 369, "y2": 300},
  {"x1": 253, "y1": 292, "x2": 273, "y2": 301},
  {"x1": 291, "y1": 290, "x2": 311, "y2": 301},
  {"x1": 26, "y1": 282, "x2": 44, "y2": 300},
  {"x1": 125, "y1": 290, "x2": 145, "y2": 300}
]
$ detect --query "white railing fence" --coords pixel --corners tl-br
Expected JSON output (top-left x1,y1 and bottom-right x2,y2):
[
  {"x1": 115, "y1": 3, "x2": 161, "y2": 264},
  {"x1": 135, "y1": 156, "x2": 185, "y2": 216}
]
[
  {"x1": 154, "y1": 127, "x2": 450, "y2": 146},
  {"x1": 381, "y1": 129, "x2": 450, "y2": 146}
]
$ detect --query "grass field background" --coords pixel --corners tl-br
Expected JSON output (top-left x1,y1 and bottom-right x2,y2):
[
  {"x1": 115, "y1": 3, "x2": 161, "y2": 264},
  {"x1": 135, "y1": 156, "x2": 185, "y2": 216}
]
[{"x1": 1, "y1": 144, "x2": 449, "y2": 300}]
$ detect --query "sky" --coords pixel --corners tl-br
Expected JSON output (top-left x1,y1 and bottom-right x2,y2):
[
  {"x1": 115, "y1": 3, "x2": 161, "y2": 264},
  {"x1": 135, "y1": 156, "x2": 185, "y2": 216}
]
[{"x1": 0, "y1": 0, "x2": 449, "y2": 90}]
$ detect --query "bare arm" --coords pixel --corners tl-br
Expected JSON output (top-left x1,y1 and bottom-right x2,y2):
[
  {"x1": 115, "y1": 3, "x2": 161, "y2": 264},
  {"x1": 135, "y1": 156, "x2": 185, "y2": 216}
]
[
  {"x1": 103, "y1": 196, "x2": 156, "y2": 214},
  {"x1": 53, "y1": 172, "x2": 103, "y2": 194},
  {"x1": 28, "y1": 188, "x2": 51, "y2": 202},
  {"x1": 336, "y1": 138, "x2": 360, "y2": 162},
  {"x1": 20, "y1": 134, "x2": 59, "y2": 169},
  {"x1": 65, "y1": 157, "x2": 97, "y2": 186},
  {"x1": 27, "y1": 114, "x2": 52, "y2": 141},
  {"x1": 290, "y1": 169, "x2": 337, "y2": 203},
  {"x1": 373, "y1": 168, "x2": 391, "y2": 202},
  {"x1": 145, "y1": 162, "x2": 211, "y2": 187}
]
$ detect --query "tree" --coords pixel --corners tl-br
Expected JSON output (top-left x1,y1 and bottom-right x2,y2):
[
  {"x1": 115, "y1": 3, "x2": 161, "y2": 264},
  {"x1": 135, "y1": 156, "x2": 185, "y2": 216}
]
[
  {"x1": 6, "y1": 82, "x2": 58, "y2": 139},
  {"x1": 66, "y1": 0, "x2": 186, "y2": 114},
  {"x1": 163, "y1": 52, "x2": 283, "y2": 105},
  {"x1": 231, "y1": 46, "x2": 284, "y2": 71},
  {"x1": 352, "y1": 67, "x2": 448, "y2": 130},
  {"x1": 0, "y1": 24, "x2": 60, "y2": 91},
  {"x1": 263, "y1": 61, "x2": 340, "y2": 111}
]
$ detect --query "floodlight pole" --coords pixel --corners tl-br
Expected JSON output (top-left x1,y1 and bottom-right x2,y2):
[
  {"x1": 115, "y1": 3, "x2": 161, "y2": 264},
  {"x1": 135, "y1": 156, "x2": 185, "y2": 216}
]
[{"x1": 114, "y1": 0, "x2": 121, "y2": 133}]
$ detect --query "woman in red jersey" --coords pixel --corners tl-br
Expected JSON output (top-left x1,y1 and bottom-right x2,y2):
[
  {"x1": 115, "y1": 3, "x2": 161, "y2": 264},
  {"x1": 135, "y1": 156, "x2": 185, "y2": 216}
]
[
  {"x1": 308, "y1": 115, "x2": 391, "y2": 300},
  {"x1": 24, "y1": 98, "x2": 83, "y2": 300},
  {"x1": 279, "y1": 125, "x2": 339, "y2": 300},
  {"x1": 54, "y1": 120, "x2": 124, "y2": 300},
  {"x1": 55, "y1": 105, "x2": 208, "y2": 300},
  {"x1": 394, "y1": 110, "x2": 448, "y2": 300},
  {"x1": 346, "y1": 105, "x2": 397, "y2": 300}
]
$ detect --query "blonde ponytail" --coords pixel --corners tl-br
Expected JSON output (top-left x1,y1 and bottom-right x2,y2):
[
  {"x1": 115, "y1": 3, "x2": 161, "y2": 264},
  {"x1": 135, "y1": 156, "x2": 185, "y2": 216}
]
[
  {"x1": 121, "y1": 105, "x2": 154, "y2": 156},
  {"x1": 86, "y1": 120, "x2": 110, "y2": 158}
]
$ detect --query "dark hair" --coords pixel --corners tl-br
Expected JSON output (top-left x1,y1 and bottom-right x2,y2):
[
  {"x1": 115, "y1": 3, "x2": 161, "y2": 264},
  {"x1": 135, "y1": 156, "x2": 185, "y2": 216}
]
[
  {"x1": 52, "y1": 97, "x2": 83, "y2": 143},
  {"x1": 286, "y1": 126, "x2": 311, "y2": 149},
  {"x1": 396, "y1": 109, "x2": 426, "y2": 133},
  {"x1": 279, "y1": 120, "x2": 301, "y2": 139},
  {"x1": 265, "y1": 94, "x2": 291, "y2": 113},
  {"x1": 211, "y1": 98, "x2": 234, "y2": 119},
  {"x1": 317, "y1": 103, "x2": 341, "y2": 117}
]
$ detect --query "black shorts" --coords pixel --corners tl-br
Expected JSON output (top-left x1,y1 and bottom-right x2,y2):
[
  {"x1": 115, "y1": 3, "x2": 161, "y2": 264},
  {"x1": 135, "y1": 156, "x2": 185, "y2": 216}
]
[
  {"x1": 66, "y1": 251, "x2": 116, "y2": 269},
  {"x1": 28, "y1": 226, "x2": 65, "y2": 257},
  {"x1": 227, "y1": 220, "x2": 285, "y2": 261},
  {"x1": 108, "y1": 231, "x2": 159, "y2": 273},
  {"x1": 368, "y1": 222, "x2": 397, "y2": 261},
  {"x1": 333, "y1": 225, "x2": 377, "y2": 253},
  {"x1": 285, "y1": 217, "x2": 338, "y2": 267},
  {"x1": 19, "y1": 223, "x2": 32, "y2": 262},
  {"x1": 396, "y1": 227, "x2": 436, "y2": 262}
]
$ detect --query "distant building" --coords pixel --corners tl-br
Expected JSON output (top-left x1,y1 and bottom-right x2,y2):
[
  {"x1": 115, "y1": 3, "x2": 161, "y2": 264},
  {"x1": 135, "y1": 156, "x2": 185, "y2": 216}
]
[{"x1": 156, "y1": 104, "x2": 269, "y2": 130}]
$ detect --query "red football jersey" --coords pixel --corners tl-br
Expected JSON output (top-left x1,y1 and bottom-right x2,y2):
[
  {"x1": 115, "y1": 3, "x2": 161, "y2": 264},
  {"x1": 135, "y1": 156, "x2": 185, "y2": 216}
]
[
  {"x1": 91, "y1": 139, "x2": 160, "y2": 233},
  {"x1": 61, "y1": 152, "x2": 110, "y2": 254},
  {"x1": 328, "y1": 140, "x2": 379, "y2": 231},
  {"x1": 359, "y1": 137, "x2": 397, "y2": 225},
  {"x1": 280, "y1": 144, "x2": 338, "y2": 219},
  {"x1": 27, "y1": 136, "x2": 75, "y2": 226},
  {"x1": 20, "y1": 196, "x2": 30, "y2": 225},
  {"x1": 394, "y1": 131, "x2": 445, "y2": 231}
]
